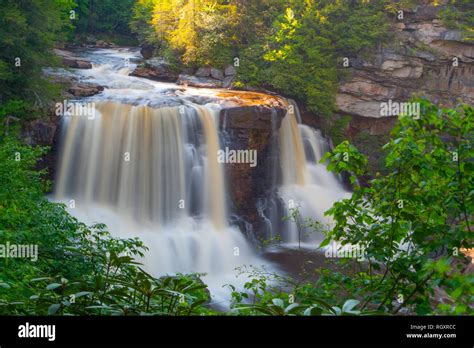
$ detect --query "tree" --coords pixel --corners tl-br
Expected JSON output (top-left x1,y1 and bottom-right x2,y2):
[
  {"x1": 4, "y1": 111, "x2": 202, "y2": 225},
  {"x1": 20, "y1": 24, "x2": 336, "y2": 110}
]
[
  {"x1": 0, "y1": 0, "x2": 75, "y2": 108},
  {"x1": 321, "y1": 99, "x2": 473, "y2": 314},
  {"x1": 74, "y1": 0, "x2": 136, "y2": 36}
]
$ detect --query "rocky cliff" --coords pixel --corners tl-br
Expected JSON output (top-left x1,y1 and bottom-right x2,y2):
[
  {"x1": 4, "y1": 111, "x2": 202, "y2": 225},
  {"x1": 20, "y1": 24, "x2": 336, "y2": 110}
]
[{"x1": 329, "y1": 1, "x2": 473, "y2": 174}]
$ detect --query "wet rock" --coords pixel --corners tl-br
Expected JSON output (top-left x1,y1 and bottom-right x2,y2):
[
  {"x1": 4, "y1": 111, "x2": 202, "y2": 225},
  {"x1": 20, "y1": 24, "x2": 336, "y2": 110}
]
[
  {"x1": 130, "y1": 58, "x2": 179, "y2": 82},
  {"x1": 131, "y1": 66, "x2": 175, "y2": 82},
  {"x1": 54, "y1": 49, "x2": 92, "y2": 69},
  {"x1": 177, "y1": 74, "x2": 222, "y2": 88},
  {"x1": 220, "y1": 104, "x2": 287, "y2": 230},
  {"x1": 68, "y1": 83, "x2": 104, "y2": 97},
  {"x1": 95, "y1": 40, "x2": 115, "y2": 48}
]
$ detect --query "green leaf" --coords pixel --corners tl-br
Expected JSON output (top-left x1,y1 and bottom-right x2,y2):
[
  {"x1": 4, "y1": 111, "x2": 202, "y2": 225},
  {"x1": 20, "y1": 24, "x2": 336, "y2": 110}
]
[
  {"x1": 74, "y1": 291, "x2": 92, "y2": 299},
  {"x1": 48, "y1": 304, "x2": 60, "y2": 315},
  {"x1": 272, "y1": 298, "x2": 284, "y2": 308},
  {"x1": 342, "y1": 299, "x2": 360, "y2": 313},
  {"x1": 46, "y1": 283, "x2": 62, "y2": 291},
  {"x1": 303, "y1": 306, "x2": 322, "y2": 316},
  {"x1": 0, "y1": 283, "x2": 11, "y2": 289},
  {"x1": 30, "y1": 277, "x2": 51, "y2": 283}
]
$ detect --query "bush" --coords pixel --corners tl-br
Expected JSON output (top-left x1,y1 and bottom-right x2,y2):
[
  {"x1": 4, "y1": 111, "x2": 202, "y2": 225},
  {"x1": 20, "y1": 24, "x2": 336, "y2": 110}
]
[{"x1": 320, "y1": 99, "x2": 473, "y2": 314}]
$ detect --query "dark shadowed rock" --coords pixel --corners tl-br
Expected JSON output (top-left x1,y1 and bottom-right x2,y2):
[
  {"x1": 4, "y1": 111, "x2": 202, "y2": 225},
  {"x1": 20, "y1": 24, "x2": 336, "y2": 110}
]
[
  {"x1": 195, "y1": 67, "x2": 211, "y2": 77},
  {"x1": 23, "y1": 119, "x2": 57, "y2": 146},
  {"x1": 182, "y1": 67, "x2": 195, "y2": 75},
  {"x1": 210, "y1": 68, "x2": 224, "y2": 80},
  {"x1": 219, "y1": 102, "x2": 287, "y2": 230},
  {"x1": 224, "y1": 65, "x2": 237, "y2": 76},
  {"x1": 140, "y1": 44, "x2": 154, "y2": 59}
]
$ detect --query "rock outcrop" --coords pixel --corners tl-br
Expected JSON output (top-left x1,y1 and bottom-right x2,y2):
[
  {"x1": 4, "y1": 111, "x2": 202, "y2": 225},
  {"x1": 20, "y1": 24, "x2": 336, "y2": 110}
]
[
  {"x1": 130, "y1": 58, "x2": 179, "y2": 82},
  {"x1": 336, "y1": 3, "x2": 473, "y2": 121},
  {"x1": 221, "y1": 104, "x2": 287, "y2": 233},
  {"x1": 54, "y1": 49, "x2": 92, "y2": 69},
  {"x1": 318, "y1": 1, "x2": 474, "y2": 177},
  {"x1": 177, "y1": 74, "x2": 223, "y2": 88},
  {"x1": 178, "y1": 65, "x2": 237, "y2": 89},
  {"x1": 140, "y1": 44, "x2": 155, "y2": 59},
  {"x1": 68, "y1": 83, "x2": 104, "y2": 97}
]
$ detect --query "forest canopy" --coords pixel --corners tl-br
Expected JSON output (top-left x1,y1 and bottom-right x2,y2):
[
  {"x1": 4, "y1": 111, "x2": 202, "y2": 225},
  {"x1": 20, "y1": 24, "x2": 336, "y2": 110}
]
[{"x1": 130, "y1": 0, "x2": 390, "y2": 115}]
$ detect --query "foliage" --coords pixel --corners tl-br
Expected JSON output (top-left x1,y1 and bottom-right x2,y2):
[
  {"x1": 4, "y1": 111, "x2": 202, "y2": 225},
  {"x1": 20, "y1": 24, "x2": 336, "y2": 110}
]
[
  {"x1": 0, "y1": 135, "x2": 212, "y2": 315},
  {"x1": 0, "y1": 0, "x2": 74, "y2": 108},
  {"x1": 329, "y1": 115, "x2": 352, "y2": 146},
  {"x1": 440, "y1": 0, "x2": 474, "y2": 41},
  {"x1": 235, "y1": 99, "x2": 473, "y2": 317},
  {"x1": 131, "y1": 0, "x2": 389, "y2": 115},
  {"x1": 225, "y1": 266, "x2": 378, "y2": 316},
  {"x1": 73, "y1": 0, "x2": 136, "y2": 37},
  {"x1": 320, "y1": 99, "x2": 473, "y2": 314}
]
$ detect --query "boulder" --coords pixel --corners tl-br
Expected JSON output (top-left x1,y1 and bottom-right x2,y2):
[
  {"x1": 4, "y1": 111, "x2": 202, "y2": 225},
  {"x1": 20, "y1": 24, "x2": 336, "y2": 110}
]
[
  {"x1": 195, "y1": 67, "x2": 211, "y2": 77},
  {"x1": 224, "y1": 65, "x2": 237, "y2": 76},
  {"x1": 23, "y1": 119, "x2": 58, "y2": 146},
  {"x1": 140, "y1": 44, "x2": 154, "y2": 59},
  {"x1": 95, "y1": 40, "x2": 115, "y2": 48},
  {"x1": 177, "y1": 74, "x2": 222, "y2": 88},
  {"x1": 130, "y1": 58, "x2": 179, "y2": 82},
  {"x1": 54, "y1": 49, "x2": 92, "y2": 69},
  {"x1": 182, "y1": 67, "x2": 195, "y2": 75},
  {"x1": 210, "y1": 68, "x2": 224, "y2": 80},
  {"x1": 222, "y1": 75, "x2": 235, "y2": 89},
  {"x1": 68, "y1": 83, "x2": 104, "y2": 97}
]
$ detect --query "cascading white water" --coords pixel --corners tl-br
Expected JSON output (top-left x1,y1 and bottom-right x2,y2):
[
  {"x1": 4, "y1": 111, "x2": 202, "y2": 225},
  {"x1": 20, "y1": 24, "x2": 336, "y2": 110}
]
[
  {"x1": 278, "y1": 101, "x2": 349, "y2": 245},
  {"x1": 52, "y1": 48, "x2": 350, "y2": 303},
  {"x1": 54, "y1": 98, "x2": 257, "y2": 303}
]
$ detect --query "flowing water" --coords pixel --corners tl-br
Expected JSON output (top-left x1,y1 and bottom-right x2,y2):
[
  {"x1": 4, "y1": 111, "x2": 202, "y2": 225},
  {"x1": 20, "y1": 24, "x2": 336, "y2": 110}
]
[
  {"x1": 278, "y1": 101, "x2": 350, "y2": 245},
  {"x1": 52, "y1": 48, "x2": 348, "y2": 304}
]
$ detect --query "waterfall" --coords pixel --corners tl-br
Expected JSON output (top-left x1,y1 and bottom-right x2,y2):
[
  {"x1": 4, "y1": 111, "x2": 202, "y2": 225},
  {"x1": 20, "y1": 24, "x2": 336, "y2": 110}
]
[
  {"x1": 52, "y1": 48, "x2": 350, "y2": 302},
  {"x1": 277, "y1": 100, "x2": 349, "y2": 245},
  {"x1": 54, "y1": 100, "x2": 256, "y2": 302}
]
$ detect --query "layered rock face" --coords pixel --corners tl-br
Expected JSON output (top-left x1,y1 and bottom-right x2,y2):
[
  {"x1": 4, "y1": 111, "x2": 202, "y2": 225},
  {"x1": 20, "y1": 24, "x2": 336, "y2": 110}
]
[
  {"x1": 336, "y1": 3, "x2": 473, "y2": 121},
  {"x1": 331, "y1": 1, "x2": 473, "y2": 174}
]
